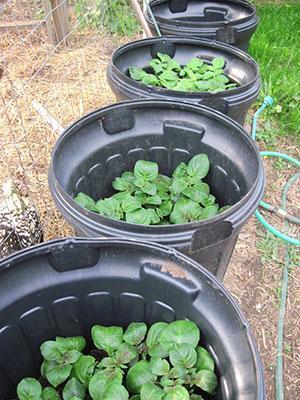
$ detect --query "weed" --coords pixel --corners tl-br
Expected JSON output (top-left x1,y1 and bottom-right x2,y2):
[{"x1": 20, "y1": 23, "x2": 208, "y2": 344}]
[
  {"x1": 75, "y1": 0, "x2": 140, "y2": 36},
  {"x1": 256, "y1": 231, "x2": 280, "y2": 265}
]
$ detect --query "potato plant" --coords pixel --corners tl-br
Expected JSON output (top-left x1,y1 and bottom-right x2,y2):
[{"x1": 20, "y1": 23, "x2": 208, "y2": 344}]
[
  {"x1": 74, "y1": 154, "x2": 230, "y2": 225},
  {"x1": 129, "y1": 53, "x2": 238, "y2": 93},
  {"x1": 16, "y1": 320, "x2": 218, "y2": 400}
]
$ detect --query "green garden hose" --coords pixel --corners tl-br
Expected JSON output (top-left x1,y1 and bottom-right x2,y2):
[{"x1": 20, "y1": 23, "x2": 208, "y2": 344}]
[
  {"x1": 252, "y1": 100, "x2": 300, "y2": 246},
  {"x1": 252, "y1": 98, "x2": 300, "y2": 400},
  {"x1": 275, "y1": 172, "x2": 299, "y2": 400},
  {"x1": 255, "y1": 152, "x2": 300, "y2": 246}
]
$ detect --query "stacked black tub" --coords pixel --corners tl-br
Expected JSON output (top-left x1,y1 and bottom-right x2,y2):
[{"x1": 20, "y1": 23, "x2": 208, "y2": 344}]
[
  {"x1": 0, "y1": 238, "x2": 265, "y2": 399},
  {"x1": 146, "y1": 0, "x2": 259, "y2": 52},
  {"x1": 49, "y1": 100, "x2": 264, "y2": 280},
  {"x1": 107, "y1": 36, "x2": 260, "y2": 125}
]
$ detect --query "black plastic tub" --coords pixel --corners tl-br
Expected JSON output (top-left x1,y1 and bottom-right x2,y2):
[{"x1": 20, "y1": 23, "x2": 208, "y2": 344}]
[
  {"x1": 0, "y1": 238, "x2": 265, "y2": 399},
  {"x1": 107, "y1": 36, "x2": 260, "y2": 125},
  {"x1": 146, "y1": 0, "x2": 259, "y2": 52},
  {"x1": 49, "y1": 100, "x2": 264, "y2": 280}
]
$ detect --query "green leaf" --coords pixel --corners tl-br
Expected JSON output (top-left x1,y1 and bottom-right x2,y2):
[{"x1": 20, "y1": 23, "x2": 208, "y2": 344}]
[
  {"x1": 170, "y1": 199, "x2": 201, "y2": 224},
  {"x1": 173, "y1": 162, "x2": 188, "y2": 178},
  {"x1": 40, "y1": 341, "x2": 61, "y2": 362},
  {"x1": 182, "y1": 183, "x2": 209, "y2": 204},
  {"x1": 226, "y1": 83, "x2": 238, "y2": 90},
  {"x1": 42, "y1": 387, "x2": 60, "y2": 400},
  {"x1": 96, "y1": 198, "x2": 123, "y2": 220},
  {"x1": 61, "y1": 350, "x2": 82, "y2": 365},
  {"x1": 126, "y1": 208, "x2": 152, "y2": 225},
  {"x1": 159, "y1": 320, "x2": 200, "y2": 350},
  {"x1": 149, "y1": 59, "x2": 163, "y2": 74},
  {"x1": 166, "y1": 59, "x2": 181, "y2": 72},
  {"x1": 134, "y1": 160, "x2": 159, "y2": 182},
  {"x1": 157, "y1": 52, "x2": 172, "y2": 63},
  {"x1": 145, "y1": 195, "x2": 162, "y2": 206},
  {"x1": 141, "y1": 183, "x2": 157, "y2": 196},
  {"x1": 194, "y1": 370, "x2": 218, "y2": 394},
  {"x1": 74, "y1": 193, "x2": 98, "y2": 212},
  {"x1": 140, "y1": 383, "x2": 165, "y2": 400},
  {"x1": 102, "y1": 382, "x2": 129, "y2": 400},
  {"x1": 126, "y1": 361, "x2": 155, "y2": 394},
  {"x1": 159, "y1": 70, "x2": 179, "y2": 82},
  {"x1": 73, "y1": 355, "x2": 96, "y2": 385},
  {"x1": 160, "y1": 376, "x2": 173, "y2": 387},
  {"x1": 216, "y1": 74, "x2": 230, "y2": 84},
  {"x1": 159, "y1": 71, "x2": 179, "y2": 89},
  {"x1": 130, "y1": 396, "x2": 141, "y2": 400},
  {"x1": 115, "y1": 342, "x2": 138, "y2": 364},
  {"x1": 173, "y1": 79, "x2": 197, "y2": 92},
  {"x1": 164, "y1": 385, "x2": 190, "y2": 400},
  {"x1": 149, "y1": 357, "x2": 170, "y2": 376},
  {"x1": 57, "y1": 336, "x2": 85, "y2": 351},
  {"x1": 46, "y1": 364, "x2": 72, "y2": 388},
  {"x1": 212, "y1": 57, "x2": 225, "y2": 70},
  {"x1": 169, "y1": 343, "x2": 197, "y2": 368},
  {"x1": 112, "y1": 191, "x2": 132, "y2": 203},
  {"x1": 187, "y1": 154, "x2": 210, "y2": 181},
  {"x1": 91, "y1": 325, "x2": 124, "y2": 354},
  {"x1": 169, "y1": 366, "x2": 188, "y2": 379},
  {"x1": 89, "y1": 370, "x2": 123, "y2": 400},
  {"x1": 41, "y1": 360, "x2": 56, "y2": 378},
  {"x1": 157, "y1": 201, "x2": 173, "y2": 218},
  {"x1": 154, "y1": 174, "x2": 171, "y2": 192},
  {"x1": 200, "y1": 204, "x2": 219, "y2": 220},
  {"x1": 133, "y1": 176, "x2": 147, "y2": 189},
  {"x1": 186, "y1": 58, "x2": 204, "y2": 72},
  {"x1": 201, "y1": 194, "x2": 216, "y2": 207},
  {"x1": 17, "y1": 378, "x2": 42, "y2": 400},
  {"x1": 203, "y1": 71, "x2": 214, "y2": 80},
  {"x1": 148, "y1": 343, "x2": 169, "y2": 358},
  {"x1": 146, "y1": 322, "x2": 168, "y2": 349},
  {"x1": 146, "y1": 322, "x2": 170, "y2": 357},
  {"x1": 63, "y1": 378, "x2": 85, "y2": 400},
  {"x1": 98, "y1": 357, "x2": 117, "y2": 369},
  {"x1": 171, "y1": 178, "x2": 189, "y2": 195},
  {"x1": 112, "y1": 177, "x2": 133, "y2": 192},
  {"x1": 195, "y1": 347, "x2": 215, "y2": 372},
  {"x1": 195, "y1": 81, "x2": 211, "y2": 92},
  {"x1": 129, "y1": 67, "x2": 148, "y2": 81},
  {"x1": 121, "y1": 194, "x2": 142, "y2": 213},
  {"x1": 122, "y1": 171, "x2": 135, "y2": 183},
  {"x1": 190, "y1": 395, "x2": 204, "y2": 400},
  {"x1": 124, "y1": 322, "x2": 147, "y2": 346},
  {"x1": 142, "y1": 74, "x2": 160, "y2": 86}
]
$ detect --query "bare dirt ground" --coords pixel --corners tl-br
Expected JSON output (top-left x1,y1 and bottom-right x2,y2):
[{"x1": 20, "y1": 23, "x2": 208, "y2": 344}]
[{"x1": 0, "y1": 4, "x2": 299, "y2": 399}]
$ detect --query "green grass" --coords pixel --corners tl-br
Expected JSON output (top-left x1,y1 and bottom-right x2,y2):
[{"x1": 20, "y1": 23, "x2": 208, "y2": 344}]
[{"x1": 249, "y1": 1, "x2": 300, "y2": 138}]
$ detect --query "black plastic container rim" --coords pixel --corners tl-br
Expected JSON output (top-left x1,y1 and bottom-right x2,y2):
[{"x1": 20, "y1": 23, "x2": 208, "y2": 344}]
[
  {"x1": 109, "y1": 36, "x2": 260, "y2": 98},
  {"x1": 0, "y1": 236, "x2": 265, "y2": 399},
  {"x1": 146, "y1": 0, "x2": 258, "y2": 28},
  {"x1": 49, "y1": 99, "x2": 264, "y2": 237}
]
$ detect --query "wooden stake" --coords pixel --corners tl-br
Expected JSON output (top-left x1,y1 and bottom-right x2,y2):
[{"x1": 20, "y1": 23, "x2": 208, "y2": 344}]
[
  {"x1": 130, "y1": 0, "x2": 153, "y2": 38},
  {"x1": 32, "y1": 101, "x2": 64, "y2": 134},
  {"x1": 50, "y1": 0, "x2": 70, "y2": 45},
  {"x1": 41, "y1": 0, "x2": 56, "y2": 45}
]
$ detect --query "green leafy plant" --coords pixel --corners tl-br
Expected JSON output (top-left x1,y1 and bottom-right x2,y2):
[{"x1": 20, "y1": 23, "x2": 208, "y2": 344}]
[
  {"x1": 16, "y1": 320, "x2": 218, "y2": 399},
  {"x1": 74, "y1": 154, "x2": 230, "y2": 225},
  {"x1": 75, "y1": 0, "x2": 140, "y2": 36},
  {"x1": 129, "y1": 53, "x2": 238, "y2": 93}
]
